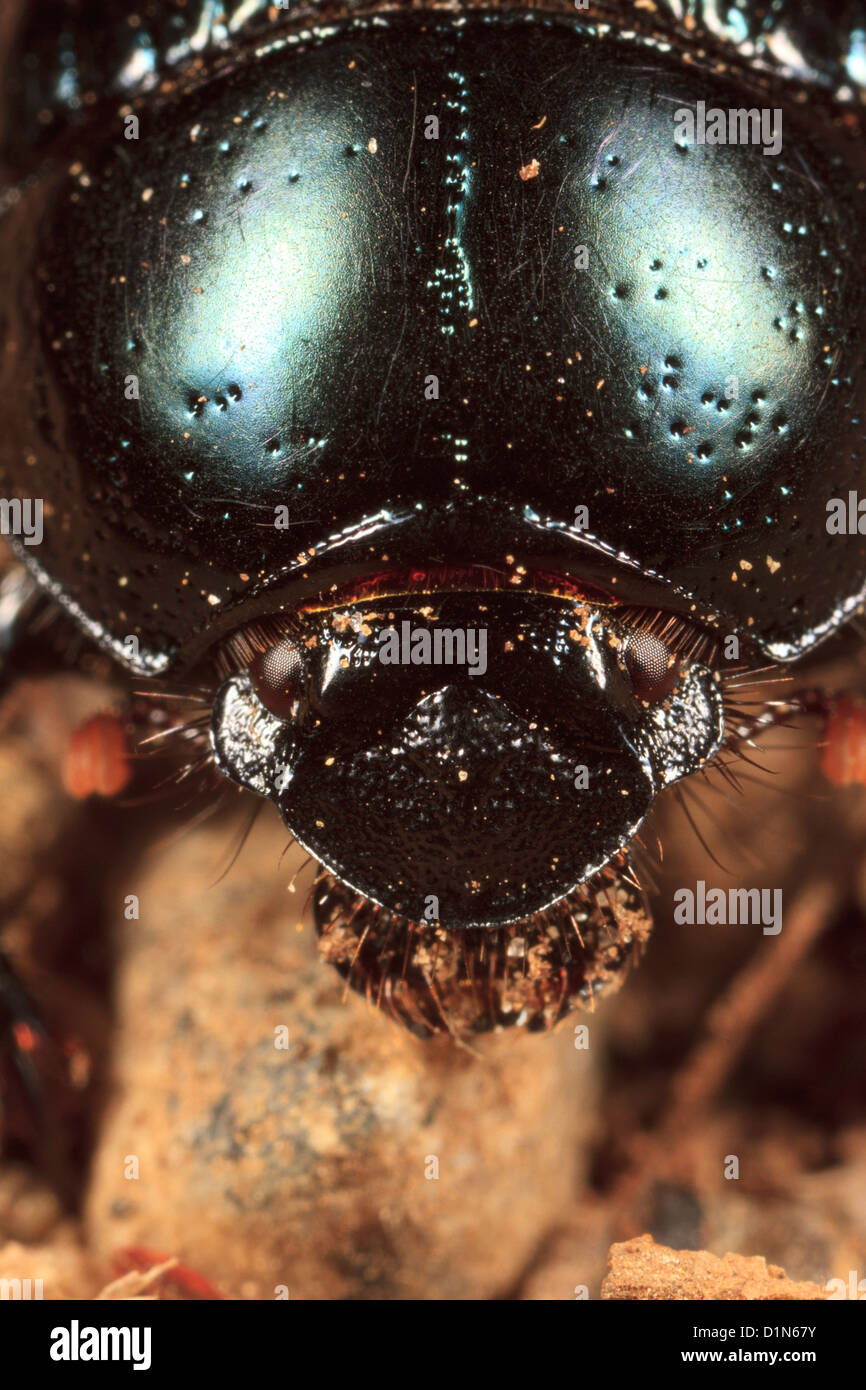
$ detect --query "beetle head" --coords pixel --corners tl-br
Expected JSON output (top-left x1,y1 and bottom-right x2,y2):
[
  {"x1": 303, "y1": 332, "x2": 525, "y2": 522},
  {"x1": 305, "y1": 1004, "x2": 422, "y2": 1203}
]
[{"x1": 212, "y1": 589, "x2": 723, "y2": 927}]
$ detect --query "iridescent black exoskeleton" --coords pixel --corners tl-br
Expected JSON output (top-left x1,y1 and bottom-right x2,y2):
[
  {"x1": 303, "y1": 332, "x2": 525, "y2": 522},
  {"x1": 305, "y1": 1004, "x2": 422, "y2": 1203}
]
[{"x1": 0, "y1": 1, "x2": 865, "y2": 1039}]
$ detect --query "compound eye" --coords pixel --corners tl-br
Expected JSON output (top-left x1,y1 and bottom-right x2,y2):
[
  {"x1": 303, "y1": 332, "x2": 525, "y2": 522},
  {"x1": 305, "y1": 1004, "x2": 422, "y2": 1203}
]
[
  {"x1": 249, "y1": 639, "x2": 305, "y2": 720},
  {"x1": 623, "y1": 629, "x2": 679, "y2": 702}
]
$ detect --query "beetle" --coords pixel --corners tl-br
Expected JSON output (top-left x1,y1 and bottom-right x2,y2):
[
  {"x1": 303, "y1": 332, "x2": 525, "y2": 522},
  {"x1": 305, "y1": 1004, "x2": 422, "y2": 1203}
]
[{"x1": 0, "y1": 0, "x2": 865, "y2": 1050}]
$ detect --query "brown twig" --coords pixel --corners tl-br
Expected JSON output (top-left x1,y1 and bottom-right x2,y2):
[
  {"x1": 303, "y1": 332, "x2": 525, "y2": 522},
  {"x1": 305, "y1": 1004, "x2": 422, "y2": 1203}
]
[{"x1": 612, "y1": 877, "x2": 842, "y2": 1229}]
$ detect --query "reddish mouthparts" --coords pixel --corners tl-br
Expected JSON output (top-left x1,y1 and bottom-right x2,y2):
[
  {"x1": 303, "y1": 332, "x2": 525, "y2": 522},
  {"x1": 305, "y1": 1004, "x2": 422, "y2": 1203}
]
[{"x1": 299, "y1": 562, "x2": 617, "y2": 614}]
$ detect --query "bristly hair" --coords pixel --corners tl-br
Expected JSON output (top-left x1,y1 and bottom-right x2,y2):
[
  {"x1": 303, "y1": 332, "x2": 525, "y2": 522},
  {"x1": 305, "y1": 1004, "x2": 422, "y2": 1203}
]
[
  {"x1": 314, "y1": 853, "x2": 654, "y2": 1039},
  {"x1": 212, "y1": 613, "x2": 307, "y2": 678},
  {"x1": 124, "y1": 686, "x2": 222, "y2": 815},
  {"x1": 613, "y1": 605, "x2": 727, "y2": 669}
]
